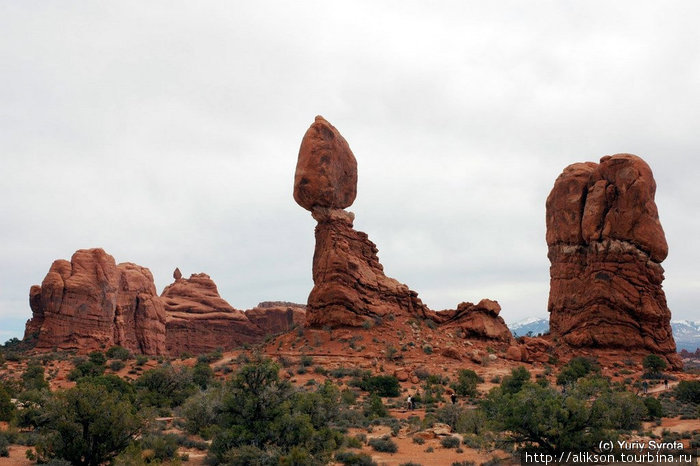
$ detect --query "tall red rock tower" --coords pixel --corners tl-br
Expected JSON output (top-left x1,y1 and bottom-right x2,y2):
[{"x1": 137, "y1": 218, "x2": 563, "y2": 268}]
[
  {"x1": 546, "y1": 154, "x2": 681, "y2": 368},
  {"x1": 294, "y1": 116, "x2": 432, "y2": 327}
]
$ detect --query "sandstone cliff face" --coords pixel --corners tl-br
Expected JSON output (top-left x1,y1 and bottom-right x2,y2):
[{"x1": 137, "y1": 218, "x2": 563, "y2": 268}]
[
  {"x1": 162, "y1": 272, "x2": 263, "y2": 355},
  {"x1": 546, "y1": 154, "x2": 680, "y2": 368},
  {"x1": 245, "y1": 302, "x2": 306, "y2": 335},
  {"x1": 24, "y1": 248, "x2": 166, "y2": 355}
]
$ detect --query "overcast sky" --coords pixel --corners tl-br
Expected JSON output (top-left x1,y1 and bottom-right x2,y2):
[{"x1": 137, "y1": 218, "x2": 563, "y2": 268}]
[{"x1": 2, "y1": 1, "x2": 699, "y2": 343}]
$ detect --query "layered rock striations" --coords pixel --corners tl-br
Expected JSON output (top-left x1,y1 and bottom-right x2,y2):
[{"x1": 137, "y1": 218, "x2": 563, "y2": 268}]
[
  {"x1": 294, "y1": 116, "x2": 508, "y2": 341},
  {"x1": 24, "y1": 248, "x2": 166, "y2": 355},
  {"x1": 162, "y1": 271, "x2": 263, "y2": 355},
  {"x1": 546, "y1": 154, "x2": 680, "y2": 368}
]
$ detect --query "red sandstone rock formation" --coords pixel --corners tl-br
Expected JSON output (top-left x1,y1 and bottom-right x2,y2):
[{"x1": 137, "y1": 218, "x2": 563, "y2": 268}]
[
  {"x1": 245, "y1": 302, "x2": 306, "y2": 335},
  {"x1": 162, "y1": 272, "x2": 263, "y2": 355},
  {"x1": 24, "y1": 248, "x2": 166, "y2": 354},
  {"x1": 546, "y1": 154, "x2": 680, "y2": 369},
  {"x1": 433, "y1": 299, "x2": 513, "y2": 342},
  {"x1": 295, "y1": 117, "x2": 432, "y2": 328},
  {"x1": 294, "y1": 116, "x2": 505, "y2": 340}
]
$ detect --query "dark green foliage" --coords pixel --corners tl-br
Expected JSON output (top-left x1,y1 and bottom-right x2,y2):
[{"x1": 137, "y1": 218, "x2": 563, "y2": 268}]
[
  {"x1": 0, "y1": 385, "x2": 14, "y2": 421},
  {"x1": 300, "y1": 354, "x2": 313, "y2": 367},
  {"x1": 359, "y1": 375, "x2": 400, "y2": 397},
  {"x1": 0, "y1": 433, "x2": 8, "y2": 457},
  {"x1": 206, "y1": 357, "x2": 344, "y2": 465},
  {"x1": 22, "y1": 362, "x2": 49, "y2": 391},
  {"x1": 642, "y1": 354, "x2": 667, "y2": 375},
  {"x1": 106, "y1": 346, "x2": 131, "y2": 361},
  {"x1": 412, "y1": 436, "x2": 425, "y2": 445},
  {"x1": 364, "y1": 394, "x2": 388, "y2": 419},
  {"x1": 556, "y1": 357, "x2": 599, "y2": 386},
  {"x1": 68, "y1": 357, "x2": 105, "y2": 381},
  {"x1": 451, "y1": 369, "x2": 479, "y2": 397},
  {"x1": 675, "y1": 380, "x2": 700, "y2": 403},
  {"x1": 436, "y1": 404, "x2": 486, "y2": 434},
  {"x1": 135, "y1": 365, "x2": 195, "y2": 408},
  {"x1": 109, "y1": 360, "x2": 126, "y2": 372},
  {"x1": 335, "y1": 451, "x2": 378, "y2": 465},
  {"x1": 88, "y1": 351, "x2": 107, "y2": 366},
  {"x1": 193, "y1": 362, "x2": 214, "y2": 389},
  {"x1": 440, "y1": 436, "x2": 460, "y2": 448},
  {"x1": 644, "y1": 397, "x2": 664, "y2": 418},
  {"x1": 368, "y1": 435, "x2": 397, "y2": 453},
  {"x1": 197, "y1": 349, "x2": 223, "y2": 364},
  {"x1": 33, "y1": 382, "x2": 143, "y2": 465},
  {"x1": 135, "y1": 355, "x2": 148, "y2": 366},
  {"x1": 500, "y1": 366, "x2": 531, "y2": 394},
  {"x1": 76, "y1": 374, "x2": 136, "y2": 403},
  {"x1": 139, "y1": 432, "x2": 179, "y2": 462}
]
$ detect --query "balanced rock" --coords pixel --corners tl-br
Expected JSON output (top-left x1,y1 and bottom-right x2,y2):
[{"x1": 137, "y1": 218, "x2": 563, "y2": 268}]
[
  {"x1": 294, "y1": 116, "x2": 357, "y2": 211},
  {"x1": 162, "y1": 272, "x2": 263, "y2": 354},
  {"x1": 24, "y1": 248, "x2": 166, "y2": 354},
  {"x1": 546, "y1": 154, "x2": 680, "y2": 368}
]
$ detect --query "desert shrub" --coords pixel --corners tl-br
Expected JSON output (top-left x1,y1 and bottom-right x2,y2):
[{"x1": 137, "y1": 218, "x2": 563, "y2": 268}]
[
  {"x1": 135, "y1": 355, "x2": 148, "y2": 366},
  {"x1": 438, "y1": 404, "x2": 486, "y2": 434},
  {"x1": 441, "y1": 436, "x2": 460, "y2": 448},
  {"x1": 22, "y1": 363, "x2": 49, "y2": 391},
  {"x1": 0, "y1": 385, "x2": 15, "y2": 421},
  {"x1": 300, "y1": 354, "x2": 313, "y2": 367},
  {"x1": 106, "y1": 346, "x2": 131, "y2": 361},
  {"x1": 675, "y1": 381, "x2": 700, "y2": 403},
  {"x1": 193, "y1": 362, "x2": 214, "y2": 389},
  {"x1": 341, "y1": 389, "x2": 357, "y2": 405},
  {"x1": 109, "y1": 360, "x2": 125, "y2": 372},
  {"x1": 0, "y1": 433, "x2": 8, "y2": 457},
  {"x1": 76, "y1": 374, "x2": 137, "y2": 403},
  {"x1": 368, "y1": 435, "x2": 397, "y2": 453},
  {"x1": 88, "y1": 350, "x2": 107, "y2": 366},
  {"x1": 451, "y1": 369, "x2": 479, "y2": 397},
  {"x1": 556, "y1": 357, "x2": 599, "y2": 386},
  {"x1": 364, "y1": 393, "x2": 388, "y2": 419},
  {"x1": 593, "y1": 390, "x2": 646, "y2": 430},
  {"x1": 501, "y1": 366, "x2": 531, "y2": 394},
  {"x1": 68, "y1": 357, "x2": 105, "y2": 381},
  {"x1": 643, "y1": 354, "x2": 667, "y2": 376},
  {"x1": 422, "y1": 344, "x2": 433, "y2": 354},
  {"x1": 412, "y1": 436, "x2": 425, "y2": 444},
  {"x1": 644, "y1": 397, "x2": 664, "y2": 419},
  {"x1": 33, "y1": 382, "x2": 143, "y2": 465},
  {"x1": 335, "y1": 451, "x2": 377, "y2": 465},
  {"x1": 139, "y1": 432, "x2": 179, "y2": 462},
  {"x1": 360, "y1": 375, "x2": 400, "y2": 397},
  {"x1": 135, "y1": 365, "x2": 195, "y2": 408},
  {"x1": 452, "y1": 462, "x2": 476, "y2": 466}
]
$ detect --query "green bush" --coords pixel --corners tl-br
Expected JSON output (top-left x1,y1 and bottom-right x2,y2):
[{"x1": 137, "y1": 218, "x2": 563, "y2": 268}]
[
  {"x1": 335, "y1": 451, "x2": 378, "y2": 465},
  {"x1": 440, "y1": 436, "x2": 460, "y2": 448},
  {"x1": 135, "y1": 355, "x2": 148, "y2": 366},
  {"x1": 135, "y1": 365, "x2": 195, "y2": 408},
  {"x1": 33, "y1": 382, "x2": 143, "y2": 465},
  {"x1": 109, "y1": 360, "x2": 125, "y2": 372},
  {"x1": 675, "y1": 381, "x2": 700, "y2": 403},
  {"x1": 364, "y1": 393, "x2": 388, "y2": 419},
  {"x1": 139, "y1": 432, "x2": 179, "y2": 461},
  {"x1": 500, "y1": 366, "x2": 531, "y2": 394},
  {"x1": 451, "y1": 369, "x2": 479, "y2": 397},
  {"x1": 360, "y1": 375, "x2": 400, "y2": 397},
  {"x1": 556, "y1": 357, "x2": 599, "y2": 386},
  {"x1": 105, "y1": 346, "x2": 131, "y2": 361},
  {"x1": 368, "y1": 436, "x2": 397, "y2": 453},
  {"x1": 642, "y1": 354, "x2": 667, "y2": 376},
  {"x1": 0, "y1": 386, "x2": 14, "y2": 422},
  {"x1": 22, "y1": 363, "x2": 49, "y2": 391},
  {"x1": 193, "y1": 362, "x2": 214, "y2": 389},
  {"x1": 0, "y1": 433, "x2": 8, "y2": 457},
  {"x1": 644, "y1": 397, "x2": 664, "y2": 419}
]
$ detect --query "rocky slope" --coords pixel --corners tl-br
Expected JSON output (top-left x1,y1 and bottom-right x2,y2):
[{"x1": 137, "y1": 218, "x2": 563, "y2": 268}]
[{"x1": 546, "y1": 154, "x2": 680, "y2": 368}]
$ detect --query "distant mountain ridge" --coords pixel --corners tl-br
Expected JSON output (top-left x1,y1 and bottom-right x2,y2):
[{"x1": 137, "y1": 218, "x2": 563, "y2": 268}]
[{"x1": 509, "y1": 317, "x2": 699, "y2": 352}]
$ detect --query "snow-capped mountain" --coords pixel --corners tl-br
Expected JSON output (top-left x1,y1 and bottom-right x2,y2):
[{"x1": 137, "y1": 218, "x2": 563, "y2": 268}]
[
  {"x1": 671, "y1": 320, "x2": 700, "y2": 352},
  {"x1": 508, "y1": 317, "x2": 699, "y2": 352},
  {"x1": 509, "y1": 317, "x2": 549, "y2": 337}
]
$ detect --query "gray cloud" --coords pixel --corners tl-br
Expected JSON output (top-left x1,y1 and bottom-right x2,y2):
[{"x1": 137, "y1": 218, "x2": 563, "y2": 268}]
[{"x1": 2, "y1": 1, "x2": 699, "y2": 341}]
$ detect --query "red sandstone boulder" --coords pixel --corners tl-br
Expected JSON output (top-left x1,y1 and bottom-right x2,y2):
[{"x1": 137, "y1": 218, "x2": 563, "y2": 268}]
[
  {"x1": 546, "y1": 154, "x2": 680, "y2": 369},
  {"x1": 162, "y1": 272, "x2": 263, "y2": 355},
  {"x1": 24, "y1": 249, "x2": 166, "y2": 355},
  {"x1": 294, "y1": 116, "x2": 358, "y2": 211},
  {"x1": 434, "y1": 300, "x2": 514, "y2": 343},
  {"x1": 245, "y1": 301, "x2": 306, "y2": 335}
]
